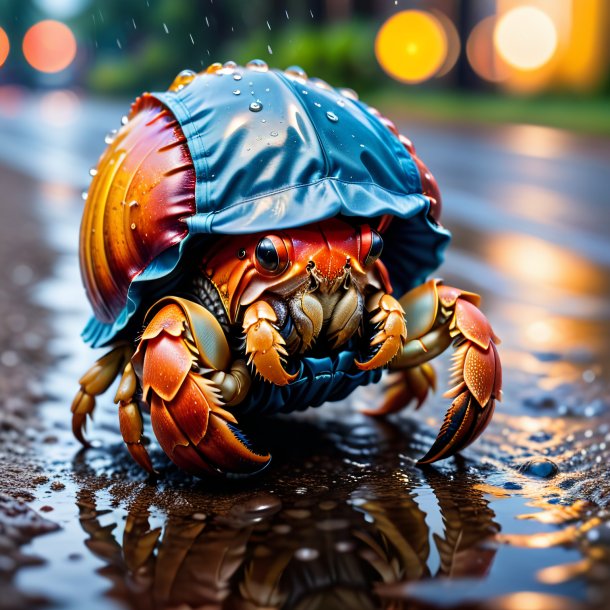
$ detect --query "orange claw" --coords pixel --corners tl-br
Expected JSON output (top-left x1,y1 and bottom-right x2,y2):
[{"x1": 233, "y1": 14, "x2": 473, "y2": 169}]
[
  {"x1": 135, "y1": 299, "x2": 270, "y2": 477},
  {"x1": 355, "y1": 294, "x2": 407, "y2": 371},
  {"x1": 243, "y1": 301, "x2": 297, "y2": 386},
  {"x1": 418, "y1": 289, "x2": 502, "y2": 465}
]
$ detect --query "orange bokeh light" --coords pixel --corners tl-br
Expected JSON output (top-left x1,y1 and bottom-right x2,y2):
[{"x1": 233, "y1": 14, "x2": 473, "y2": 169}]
[
  {"x1": 0, "y1": 27, "x2": 9, "y2": 68},
  {"x1": 375, "y1": 10, "x2": 447, "y2": 84},
  {"x1": 23, "y1": 20, "x2": 77, "y2": 73}
]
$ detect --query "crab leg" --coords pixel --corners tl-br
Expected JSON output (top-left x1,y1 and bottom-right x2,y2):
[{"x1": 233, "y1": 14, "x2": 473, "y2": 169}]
[
  {"x1": 355, "y1": 293, "x2": 407, "y2": 371},
  {"x1": 133, "y1": 297, "x2": 268, "y2": 477},
  {"x1": 365, "y1": 279, "x2": 502, "y2": 464},
  {"x1": 243, "y1": 301, "x2": 297, "y2": 386},
  {"x1": 71, "y1": 344, "x2": 133, "y2": 446}
]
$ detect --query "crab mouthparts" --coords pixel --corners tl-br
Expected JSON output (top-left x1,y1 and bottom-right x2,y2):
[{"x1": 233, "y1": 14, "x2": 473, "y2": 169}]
[{"x1": 307, "y1": 257, "x2": 352, "y2": 295}]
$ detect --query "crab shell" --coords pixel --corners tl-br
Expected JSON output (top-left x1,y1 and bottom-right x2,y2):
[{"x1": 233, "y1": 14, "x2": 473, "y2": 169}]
[{"x1": 80, "y1": 62, "x2": 450, "y2": 346}]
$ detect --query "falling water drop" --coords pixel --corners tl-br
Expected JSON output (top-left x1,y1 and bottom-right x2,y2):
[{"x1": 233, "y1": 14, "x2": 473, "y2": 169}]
[
  {"x1": 162, "y1": 23, "x2": 169, "y2": 34},
  {"x1": 267, "y1": 45, "x2": 273, "y2": 55},
  {"x1": 249, "y1": 101, "x2": 263, "y2": 112}
]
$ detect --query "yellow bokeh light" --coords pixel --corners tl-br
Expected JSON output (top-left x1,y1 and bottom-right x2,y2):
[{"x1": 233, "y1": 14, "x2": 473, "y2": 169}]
[
  {"x1": 0, "y1": 27, "x2": 9, "y2": 68},
  {"x1": 375, "y1": 10, "x2": 447, "y2": 84},
  {"x1": 494, "y1": 6, "x2": 558, "y2": 71}
]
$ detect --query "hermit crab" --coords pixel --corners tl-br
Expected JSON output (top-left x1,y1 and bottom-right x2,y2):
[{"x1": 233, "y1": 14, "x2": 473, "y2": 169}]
[{"x1": 72, "y1": 60, "x2": 502, "y2": 477}]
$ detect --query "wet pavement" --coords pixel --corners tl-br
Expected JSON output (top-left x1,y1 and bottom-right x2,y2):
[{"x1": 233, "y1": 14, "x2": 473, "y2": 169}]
[{"x1": 0, "y1": 90, "x2": 609, "y2": 609}]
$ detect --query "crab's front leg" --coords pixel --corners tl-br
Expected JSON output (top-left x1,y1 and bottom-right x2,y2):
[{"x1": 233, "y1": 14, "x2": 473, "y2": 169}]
[
  {"x1": 355, "y1": 293, "x2": 408, "y2": 370},
  {"x1": 365, "y1": 279, "x2": 502, "y2": 464},
  {"x1": 243, "y1": 301, "x2": 297, "y2": 386},
  {"x1": 132, "y1": 296, "x2": 269, "y2": 477}
]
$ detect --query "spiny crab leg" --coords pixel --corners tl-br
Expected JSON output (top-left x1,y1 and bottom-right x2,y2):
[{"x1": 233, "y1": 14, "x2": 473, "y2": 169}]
[
  {"x1": 355, "y1": 293, "x2": 407, "y2": 371},
  {"x1": 133, "y1": 297, "x2": 268, "y2": 477},
  {"x1": 71, "y1": 344, "x2": 132, "y2": 446},
  {"x1": 363, "y1": 279, "x2": 502, "y2": 464},
  {"x1": 243, "y1": 301, "x2": 297, "y2": 386}
]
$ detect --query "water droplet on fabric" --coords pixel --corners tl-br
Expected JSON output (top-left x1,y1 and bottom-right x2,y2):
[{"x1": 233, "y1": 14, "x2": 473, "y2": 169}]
[
  {"x1": 169, "y1": 69, "x2": 196, "y2": 92},
  {"x1": 337, "y1": 99, "x2": 345, "y2": 107},
  {"x1": 285, "y1": 65, "x2": 308, "y2": 79},
  {"x1": 249, "y1": 101, "x2": 263, "y2": 112},
  {"x1": 270, "y1": 131, "x2": 278, "y2": 137},
  {"x1": 130, "y1": 223, "x2": 136, "y2": 230},
  {"x1": 233, "y1": 74, "x2": 242, "y2": 81},
  {"x1": 233, "y1": 89, "x2": 241, "y2": 95},
  {"x1": 326, "y1": 111, "x2": 338, "y2": 122},
  {"x1": 314, "y1": 102, "x2": 321, "y2": 108},
  {"x1": 246, "y1": 59, "x2": 268, "y2": 72}
]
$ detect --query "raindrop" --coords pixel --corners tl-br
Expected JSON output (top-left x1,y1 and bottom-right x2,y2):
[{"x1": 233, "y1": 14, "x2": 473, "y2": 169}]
[
  {"x1": 310, "y1": 9, "x2": 314, "y2": 18},
  {"x1": 518, "y1": 457, "x2": 559, "y2": 478},
  {"x1": 189, "y1": 32, "x2": 194, "y2": 45},
  {"x1": 266, "y1": 20, "x2": 271, "y2": 30},
  {"x1": 205, "y1": 16, "x2": 209, "y2": 27},
  {"x1": 233, "y1": 89, "x2": 241, "y2": 95},
  {"x1": 249, "y1": 101, "x2": 263, "y2": 112},
  {"x1": 116, "y1": 38, "x2": 122, "y2": 49},
  {"x1": 285, "y1": 65, "x2": 307, "y2": 79},
  {"x1": 267, "y1": 45, "x2": 273, "y2": 55},
  {"x1": 132, "y1": 18, "x2": 137, "y2": 29},
  {"x1": 88, "y1": 168, "x2": 98, "y2": 177},
  {"x1": 270, "y1": 131, "x2": 278, "y2": 137},
  {"x1": 246, "y1": 59, "x2": 268, "y2": 72},
  {"x1": 295, "y1": 548, "x2": 319, "y2": 561},
  {"x1": 285, "y1": 10, "x2": 289, "y2": 19},
  {"x1": 121, "y1": 115, "x2": 129, "y2": 125},
  {"x1": 81, "y1": 191, "x2": 88, "y2": 200},
  {"x1": 163, "y1": 23, "x2": 169, "y2": 34},
  {"x1": 223, "y1": 60, "x2": 237, "y2": 70},
  {"x1": 233, "y1": 73, "x2": 242, "y2": 81},
  {"x1": 326, "y1": 111, "x2": 339, "y2": 122},
  {"x1": 169, "y1": 69, "x2": 196, "y2": 92}
]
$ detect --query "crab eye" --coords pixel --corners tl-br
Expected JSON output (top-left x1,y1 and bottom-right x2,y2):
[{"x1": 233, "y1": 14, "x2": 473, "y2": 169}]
[
  {"x1": 364, "y1": 229, "x2": 384, "y2": 266},
  {"x1": 255, "y1": 235, "x2": 289, "y2": 275}
]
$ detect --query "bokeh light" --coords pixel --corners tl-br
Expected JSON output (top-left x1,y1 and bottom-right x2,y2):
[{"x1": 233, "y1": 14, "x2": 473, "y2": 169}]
[
  {"x1": 494, "y1": 6, "x2": 558, "y2": 71},
  {"x1": 433, "y1": 10, "x2": 461, "y2": 78},
  {"x1": 375, "y1": 10, "x2": 447, "y2": 84},
  {"x1": 22, "y1": 20, "x2": 77, "y2": 73},
  {"x1": 0, "y1": 27, "x2": 9, "y2": 68},
  {"x1": 467, "y1": 16, "x2": 510, "y2": 82}
]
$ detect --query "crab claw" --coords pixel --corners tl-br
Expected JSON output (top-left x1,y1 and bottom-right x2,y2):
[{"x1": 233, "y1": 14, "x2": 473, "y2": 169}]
[
  {"x1": 355, "y1": 294, "x2": 407, "y2": 371},
  {"x1": 243, "y1": 301, "x2": 297, "y2": 386},
  {"x1": 134, "y1": 298, "x2": 269, "y2": 477},
  {"x1": 418, "y1": 290, "x2": 502, "y2": 464}
]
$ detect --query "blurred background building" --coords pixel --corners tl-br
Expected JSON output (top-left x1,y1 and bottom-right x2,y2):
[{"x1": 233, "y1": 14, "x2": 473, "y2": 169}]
[{"x1": 0, "y1": 0, "x2": 608, "y2": 133}]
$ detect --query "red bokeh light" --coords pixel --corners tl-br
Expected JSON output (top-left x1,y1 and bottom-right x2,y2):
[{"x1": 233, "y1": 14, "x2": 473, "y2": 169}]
[{"x1": 22, "y1": 20, "x2": 77, "y2": 73}]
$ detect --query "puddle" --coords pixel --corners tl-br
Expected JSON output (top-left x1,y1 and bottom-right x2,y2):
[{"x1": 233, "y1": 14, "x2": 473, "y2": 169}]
[{"x1": 3, "y1": 115, "x2": 610, "y2": 609}]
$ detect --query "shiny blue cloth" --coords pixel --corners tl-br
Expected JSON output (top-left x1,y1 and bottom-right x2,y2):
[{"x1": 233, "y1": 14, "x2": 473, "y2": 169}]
[{"x1": 83, "y1": 66, "x2": 450, "y2": 348}]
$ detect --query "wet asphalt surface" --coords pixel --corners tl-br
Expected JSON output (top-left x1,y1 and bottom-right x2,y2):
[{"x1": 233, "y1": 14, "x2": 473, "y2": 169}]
[{"x1": 0, "y1": 90, "x2": 609, "y2": 609}]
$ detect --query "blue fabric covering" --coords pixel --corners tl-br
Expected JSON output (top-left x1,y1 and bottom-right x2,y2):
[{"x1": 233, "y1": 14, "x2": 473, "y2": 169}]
[{"x1": 83, "y1": 66, "x2": 450, "y2": 347}]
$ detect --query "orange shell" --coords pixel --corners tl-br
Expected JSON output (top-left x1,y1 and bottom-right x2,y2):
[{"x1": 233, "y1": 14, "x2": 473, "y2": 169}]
[{"x1": 79, "y1": 95, "x2": 196, "y2": 323}]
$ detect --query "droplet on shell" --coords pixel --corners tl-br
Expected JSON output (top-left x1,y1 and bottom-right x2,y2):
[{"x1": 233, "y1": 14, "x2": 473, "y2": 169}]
[
  {"x1": 81, "y1": 191, "x2": 88, "y2": 200},
  {"x1": 246, "y1": 59, "x2": 268, "y2": 72},
  {"x1": 88, "y1": 168, "x2": 98, "y2": 177},
  {"x1": 120, "y1": 115, "x2": 129, "y2": 125},
  {"x1": 168, "y1": 69, "x2": 196, "y2": 92},
  {"x1": 285, "y1": 65, "x2": 307, "y2": 79},
  {"x1": 249, "y1": 101, "x2": 263, "y2": 112},
  {"x1": 104, "y1": 130, "x2": 117, "y2": 144}
]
